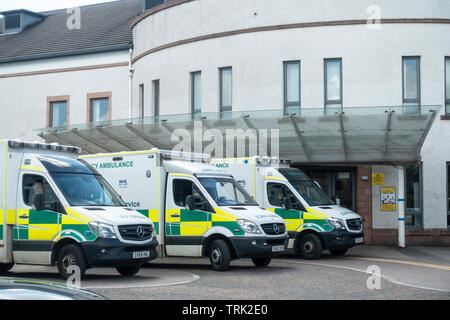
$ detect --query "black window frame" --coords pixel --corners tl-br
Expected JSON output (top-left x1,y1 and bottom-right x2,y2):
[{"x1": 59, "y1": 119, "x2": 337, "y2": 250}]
[
  {"x1": 267, "y1": 182, "x2": 305, "y2": 211},
  {"x1": 4, "y1": 14, "x2": 21, "y2": 31},
  {"x1": 219, "y1": 67, "x2": 232, "y2": 115},
  {"x1": 172, "y1": 179, "x2": 206, "y2": 206},
  {"x1": 191, "y1": 71, "x2": 202, "y2": 119},
  {"x1": 90, "y1": 97, "x2": 110, "y2": 123},
  {"x1": 402, "y1": 56, "x2": 421, "y2": 113},
  {"x1": 405, "y1": 164, "x2": 423, "y2": 229},
  {"x1": 445, "y1": 57, "x2": 450, "y2": 115},
  {"x1": 22, "y1": 174, "x2": 63, "y2": 213},
  {"x1": 283, "y1": 60, "x2": 301, "y2": 115},
  {"x1": 324, "y1": 58, "x2": 343, "y2": 114},
  {"x1": 153, "y1": 79, "x2": 160, "y2": 118},
  {"x1": 139, "y1": 83, "x2": 145, "y2": 119},
  {"x1": 49, "y1": 100, "x2": 68, "y2": 128}
]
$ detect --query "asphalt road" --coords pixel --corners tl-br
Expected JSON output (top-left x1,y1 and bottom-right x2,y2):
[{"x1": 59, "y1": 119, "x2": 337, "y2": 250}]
[{"x1": 6, "y1": 246, "x2": 450, "y2": 300}]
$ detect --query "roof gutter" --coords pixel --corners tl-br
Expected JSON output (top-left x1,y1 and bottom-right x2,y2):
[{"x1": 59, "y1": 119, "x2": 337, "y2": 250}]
[{"x1": 0, "y1": 43, "x2": 132, "y2": 64}]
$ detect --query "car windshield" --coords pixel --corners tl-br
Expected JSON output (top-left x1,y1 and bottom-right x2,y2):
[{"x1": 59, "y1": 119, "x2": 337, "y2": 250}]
[
  {"x1": 198, "y1": 177, "x2": 258, "y2": 206},
  {"x1": 280, "y1": 169, "x2": 334, "y2": 206},
  {"x1": 50, "y1": 173, "x2": 125, "y2": 207}
]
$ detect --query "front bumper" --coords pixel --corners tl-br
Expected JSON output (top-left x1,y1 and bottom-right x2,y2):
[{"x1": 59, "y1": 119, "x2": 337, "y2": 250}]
[
  {"x1": 80, "y1": 237, "x2": 158, "y2": 267},
  {"x1": 321, "y1": 230, "x2": 364, "y2": 250},
  {"x1": 229, "y1": 236, "x2": 289, "y2": 258}
]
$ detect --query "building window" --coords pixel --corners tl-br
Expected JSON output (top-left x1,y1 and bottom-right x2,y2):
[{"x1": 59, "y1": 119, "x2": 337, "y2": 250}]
[
  {"x1": 191, "y1": 71, "x2": 202, "y2": 119},
  {"x1": 87, "y1": 92, "x2": 111, "y2": 123},
  {"x1": 284, "y1": 61, "x2": 301, "y2": 115},
  {"x1": 153, "y1": 80, "x2": 160, "y2": 118},
  {"x1": 446, "y1": 58, "x2": 450, "y2": 115},
  {"x1": 324, "y1": 58, "x2": 343, "y2": 114},
  {"x1": 139, "y1": 84, "x2": 145, "y2": 118},
  {"x1": 46, "y1": 96, "x2": 69, "y2": 128},
  {"x1": 405, "y1": 165, "x2": 422, "y2": 228},
  {"x1": 4, "y1": 14, "x2": 21, "y2": 31},
  {"x1": 402, "y1": 57, "x2": 421, "y2": 114},
  {"x1": 220, "y1": 67, "x2": 232, "y2": 118}
]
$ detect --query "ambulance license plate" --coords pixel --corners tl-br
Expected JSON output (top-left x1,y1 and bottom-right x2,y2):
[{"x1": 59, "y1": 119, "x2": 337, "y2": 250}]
[
  {"x1": 133, "y1": 251, "x2": 150, "y2": 259},
  {"x1": 355, "y1": 237, "x2": 364, "y2": 244},
  {"x1": 272, "y1": 245, "x2": 285, "y2": 252}
]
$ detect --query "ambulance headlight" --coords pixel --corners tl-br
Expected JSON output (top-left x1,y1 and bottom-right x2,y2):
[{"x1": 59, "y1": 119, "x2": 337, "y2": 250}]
[
  {"x1": 326, "y1": 218, "x2": 346, "y2": 230},
  {"x1": 237, "y1": 219, "x2": 261, "y2": 234},
  {"x1": 89, "y1": 222, "x2": 117, "y2": 239}
]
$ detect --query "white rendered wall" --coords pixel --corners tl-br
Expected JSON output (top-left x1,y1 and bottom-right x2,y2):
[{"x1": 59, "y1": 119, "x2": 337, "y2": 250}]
[
  {"x1": 132, "y1": 0, "x2": 450, "y2": 229},
  {"x1": 0, "y1": 51, "x2": 130, "y2": 140}
]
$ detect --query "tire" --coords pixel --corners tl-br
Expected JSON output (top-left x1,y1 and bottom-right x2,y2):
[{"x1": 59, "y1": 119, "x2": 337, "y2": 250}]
[
  {"x1": 208, "y1": 239, "x2": 231, "y2": 271},
  {"x1": 57, "y1": 244, "x2": 87, "y2": 280},
  {"x1": 297, "y1": 233, "x2": 323, "y2": 260},
  {"x1": 251, "y1": 257, "x2": 271, "y2": 267},
  {"x1": 116, "y1": 265, "x2": 141, "y2": 276},
  {"x1": 0, "y1": 263, "x2": 14, "y2": 274},
  {"x1": 329, "y1": 248, "x2": 348, "y2": 256}
]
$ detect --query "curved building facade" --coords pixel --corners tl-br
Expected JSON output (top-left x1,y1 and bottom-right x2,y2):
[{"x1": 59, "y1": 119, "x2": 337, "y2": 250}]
[{"x1": 129, "y1": 0, "x2": 450, "y2": 241}]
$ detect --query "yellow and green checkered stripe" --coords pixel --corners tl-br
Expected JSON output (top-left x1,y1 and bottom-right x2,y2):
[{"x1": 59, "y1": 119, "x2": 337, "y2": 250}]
[
  {"x1": 269, "y1": 207, "x2": 333, "y2": 235},
  {"x1": 164, "y1": 208, "x2": 244, "y2": 236},
  {"x1": 12, "y1": 208, "x2": 97, "y2": 243}
]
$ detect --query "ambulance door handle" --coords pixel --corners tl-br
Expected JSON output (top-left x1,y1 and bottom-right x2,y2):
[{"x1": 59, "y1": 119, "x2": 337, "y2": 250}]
[
  {"x1": 19, "y1": 214, "x2": 29, "y2": 219},
  {"x1": 171, "y1": 214, "x2": 180, "y2": 218}
]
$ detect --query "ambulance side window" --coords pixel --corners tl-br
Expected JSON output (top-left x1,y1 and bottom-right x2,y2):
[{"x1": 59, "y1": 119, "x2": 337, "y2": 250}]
[
  {"x1": 267, "y1": 183, "x2": 284, "y2": 207},
  {"x1": 173, "y1": 179, "x2": 206, "y2": 207},
  {"x1": 267, "y1": 183, "x2": 299, "y2": 208},
  {"x1": 23, "y1": 174, "x2": 64, "y2": 213}
]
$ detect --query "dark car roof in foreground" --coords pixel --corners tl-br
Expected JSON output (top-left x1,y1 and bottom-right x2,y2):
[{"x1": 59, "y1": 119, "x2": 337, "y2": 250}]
[{"x1": 0, "y1": 277, "x2": 106, "y2": 300}]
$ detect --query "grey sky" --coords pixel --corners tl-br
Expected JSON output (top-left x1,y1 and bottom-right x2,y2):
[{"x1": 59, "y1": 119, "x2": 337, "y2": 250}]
[{"x1": 0, "y1": 0, "x2": 118, "y2": 13}]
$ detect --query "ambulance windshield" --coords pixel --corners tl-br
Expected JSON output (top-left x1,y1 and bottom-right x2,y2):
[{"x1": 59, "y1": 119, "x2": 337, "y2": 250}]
[
  {"x1": 198, "y1": 177, "x2": 258, "y2": 206},
  {"x1": 38, "y1": 155, "x2": 125, "y2": 207},
  {"x1": 51, "y1": 173, "x2": 126, "y2": 207},
  {"x1": 279, "y1": 169, "x2": 334, "y2": 206}
]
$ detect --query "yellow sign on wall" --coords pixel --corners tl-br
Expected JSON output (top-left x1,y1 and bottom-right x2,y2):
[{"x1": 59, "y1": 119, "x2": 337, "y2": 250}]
[
  {"x1": 372, "y1": 173, "x2": 384, "y2": 186},
  {"x1": 381, "y1": 187, "x2": 396, "y2": 211}
]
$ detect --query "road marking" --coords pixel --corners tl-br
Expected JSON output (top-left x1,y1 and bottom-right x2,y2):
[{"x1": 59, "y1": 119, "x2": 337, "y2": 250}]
[
  {"x1": 272, "y1": 259, "x2": 450, "y2": 293},
  {"x1": 346, "y1": 257, "x2": 450, "y2": 272}
]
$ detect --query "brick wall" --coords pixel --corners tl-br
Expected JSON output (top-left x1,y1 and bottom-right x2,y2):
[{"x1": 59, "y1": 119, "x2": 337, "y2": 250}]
[{"x1": 356, "y1": 166, "x2": 373, "y2": 244}]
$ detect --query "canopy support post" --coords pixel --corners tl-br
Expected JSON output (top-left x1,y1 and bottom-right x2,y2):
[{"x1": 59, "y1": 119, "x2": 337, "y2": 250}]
[{"x1": 397, "y1": 165, "x2": 406, "y2": 248}]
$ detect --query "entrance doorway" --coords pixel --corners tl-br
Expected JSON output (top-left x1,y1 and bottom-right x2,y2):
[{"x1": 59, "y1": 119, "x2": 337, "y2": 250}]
[{"x1": 298, "y1": 166, "x2": 356, "y2": 211}]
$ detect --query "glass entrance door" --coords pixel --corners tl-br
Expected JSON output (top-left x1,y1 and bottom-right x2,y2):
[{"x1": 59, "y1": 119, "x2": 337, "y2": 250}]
[{"x1": 304, "y1": 167, "x2": 356, "y2": 211}]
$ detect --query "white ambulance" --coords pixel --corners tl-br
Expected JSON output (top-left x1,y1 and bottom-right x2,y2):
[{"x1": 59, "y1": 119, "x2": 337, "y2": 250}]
[
  {"x1": 0, "y1": 140, "x2": 158, "y2": 279},
  {"x1": 81, "y1": 149, "x2": 288, "y2": 271},
  {"x1": 212, "y1": 156, "x2": 364, "y2": 259}
]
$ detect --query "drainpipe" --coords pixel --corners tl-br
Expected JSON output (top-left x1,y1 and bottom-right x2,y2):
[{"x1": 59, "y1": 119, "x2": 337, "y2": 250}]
[
  {"x1": 397, "y1": 165, "x2": 406, "y2": 248},
  {"x1": 128, "y1": 47, "x2": 134, "y2": 121}
]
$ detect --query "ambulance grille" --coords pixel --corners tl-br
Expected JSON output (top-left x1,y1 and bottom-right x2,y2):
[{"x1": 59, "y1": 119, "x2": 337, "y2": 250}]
[
  {"x1": 346, "y1": 218, "x2": 362, "y2": 231},
  {"x1": 261, "y1": 223, "x2": 286, "y2": 235},
  {"x1": 119, "y1": 225, "x2": 153, "y2": 241}
]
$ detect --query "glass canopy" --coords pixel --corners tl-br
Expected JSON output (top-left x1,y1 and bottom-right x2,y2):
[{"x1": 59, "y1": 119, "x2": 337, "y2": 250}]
[{"x1": 36, "y1": 106, "x2": 440, "y2": 164}]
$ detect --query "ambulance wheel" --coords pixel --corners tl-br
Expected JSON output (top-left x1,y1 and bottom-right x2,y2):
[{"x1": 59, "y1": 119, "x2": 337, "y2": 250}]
[
  {"x1": 329, "y1": 249, "x2": 348, "y2": 256},
  {"x1": 208, "y1": 240, "x2": 231, "y2": 271},
  {"x1": 298, "y1": 233, "x2": 322, "y2": 260},
  {"x1": 251, "y1": 257, "x2": 271, "y2": 267},
  {"x1": 57, "y1": 244, "x2": 87, "y2": 280},
  {"x1": 116, "y1": 265, "x2": 141, "y2": 276},
  {"x1": 0, "y1": 263, "x2": 14, "y2": 274}
]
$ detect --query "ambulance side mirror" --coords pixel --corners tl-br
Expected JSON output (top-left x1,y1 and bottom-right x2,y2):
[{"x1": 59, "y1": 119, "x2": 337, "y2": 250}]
[
  {"x1": 185, "y1": 195, "x2": 196, "y2": 211},
  {"x1": 283, "y1": 196, "x2": 303, "y2": 211}
]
